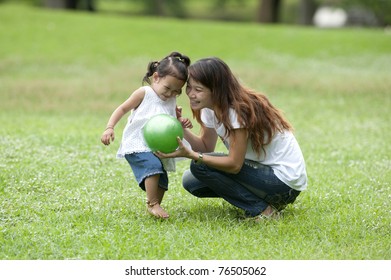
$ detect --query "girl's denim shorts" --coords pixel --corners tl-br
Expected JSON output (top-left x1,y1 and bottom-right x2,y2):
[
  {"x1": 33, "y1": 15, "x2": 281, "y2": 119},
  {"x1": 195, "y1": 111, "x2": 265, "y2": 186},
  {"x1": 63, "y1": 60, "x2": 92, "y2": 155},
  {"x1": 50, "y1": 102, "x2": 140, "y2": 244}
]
[{"x1": 125, "y1": 152, "x2": 168, "y2": 191}]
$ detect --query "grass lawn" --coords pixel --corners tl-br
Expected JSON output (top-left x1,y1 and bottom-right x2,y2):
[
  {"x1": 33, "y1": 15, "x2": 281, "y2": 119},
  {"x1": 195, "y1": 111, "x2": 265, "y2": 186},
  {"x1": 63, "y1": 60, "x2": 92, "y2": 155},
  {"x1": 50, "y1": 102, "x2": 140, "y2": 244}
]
[{"x1": 0, "y1": 3, "x2": 390, "y2": 260}]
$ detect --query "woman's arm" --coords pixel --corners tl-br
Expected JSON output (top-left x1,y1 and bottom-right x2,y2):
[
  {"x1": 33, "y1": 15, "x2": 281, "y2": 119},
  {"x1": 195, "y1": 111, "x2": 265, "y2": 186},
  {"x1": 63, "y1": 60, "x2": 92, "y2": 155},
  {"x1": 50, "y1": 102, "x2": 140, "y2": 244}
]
[
  {"x1": 200, "y1": 128, "x2": 247, "y2": 174},
  {"x1": 157, "y1": 128, "x2": 248, "y2": 174},
  {"x1": 183, "y1": 126, "x2": 218, "y2": 153},
  {"x1": 175, "y1": 106, "x2": 215, "y2": 152}
]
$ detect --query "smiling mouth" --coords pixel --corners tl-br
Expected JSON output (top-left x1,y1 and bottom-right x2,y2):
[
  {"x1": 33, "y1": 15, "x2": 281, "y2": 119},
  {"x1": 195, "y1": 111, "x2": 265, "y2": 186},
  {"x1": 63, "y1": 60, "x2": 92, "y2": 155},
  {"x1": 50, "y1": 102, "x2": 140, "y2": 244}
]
[{"x1": 190, "y1": 100, "x2": 200, "y2": 106}]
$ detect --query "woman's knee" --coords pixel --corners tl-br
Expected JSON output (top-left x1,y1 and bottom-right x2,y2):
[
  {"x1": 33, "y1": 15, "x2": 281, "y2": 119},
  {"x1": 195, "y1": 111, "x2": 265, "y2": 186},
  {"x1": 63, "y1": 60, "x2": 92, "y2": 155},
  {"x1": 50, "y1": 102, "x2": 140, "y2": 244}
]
[
  {"x1": 182, "y1": 169, "x2": 194, "y2": 190},
  {"x1": 182, "y1": 169, "x2": 218, "y2": 198},
  {"x1": 189, "y1": 160, "x2": 204, "y2": 175}
]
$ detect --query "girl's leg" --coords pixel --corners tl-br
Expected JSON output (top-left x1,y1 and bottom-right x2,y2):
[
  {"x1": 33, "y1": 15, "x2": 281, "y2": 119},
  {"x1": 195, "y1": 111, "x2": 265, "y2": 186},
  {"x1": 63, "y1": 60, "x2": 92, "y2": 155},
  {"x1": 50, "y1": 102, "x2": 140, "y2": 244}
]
[
  {"x1": 144, "y1": 174, "x2": 169, "y2": 219},
  {"x1": 125, "y1": 153, "x2": 170, "y2": 219}
]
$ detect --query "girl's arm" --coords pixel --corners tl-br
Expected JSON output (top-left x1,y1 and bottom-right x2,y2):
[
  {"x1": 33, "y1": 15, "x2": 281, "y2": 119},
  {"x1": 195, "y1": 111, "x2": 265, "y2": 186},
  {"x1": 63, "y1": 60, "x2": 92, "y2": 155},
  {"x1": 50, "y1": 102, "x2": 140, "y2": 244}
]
[{"x1": 101, "y1": 87, "x2": 145, "y2": 145}]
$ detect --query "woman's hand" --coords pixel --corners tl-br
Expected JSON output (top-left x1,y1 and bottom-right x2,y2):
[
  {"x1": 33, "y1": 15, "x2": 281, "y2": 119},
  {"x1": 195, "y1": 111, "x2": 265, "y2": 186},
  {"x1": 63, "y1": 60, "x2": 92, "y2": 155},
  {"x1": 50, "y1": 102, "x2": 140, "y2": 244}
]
[{"x1": 155, "y1": 137, "x2": 193, "y2": 159}]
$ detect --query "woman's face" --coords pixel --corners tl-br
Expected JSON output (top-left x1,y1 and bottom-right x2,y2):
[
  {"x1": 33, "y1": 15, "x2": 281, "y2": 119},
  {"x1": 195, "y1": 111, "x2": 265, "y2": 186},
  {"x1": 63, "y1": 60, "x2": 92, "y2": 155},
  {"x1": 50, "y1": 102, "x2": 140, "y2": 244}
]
[{"x1": 186, "y1": 77, "x2": 213, "y2": 110}]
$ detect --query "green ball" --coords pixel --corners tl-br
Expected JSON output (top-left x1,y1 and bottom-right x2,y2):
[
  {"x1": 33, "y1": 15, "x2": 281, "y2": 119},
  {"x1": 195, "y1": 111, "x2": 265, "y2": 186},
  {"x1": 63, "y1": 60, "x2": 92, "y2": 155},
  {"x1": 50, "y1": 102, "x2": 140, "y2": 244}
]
[{"x1": 143, "y1": 114, "x2": 183, "y2": 153}]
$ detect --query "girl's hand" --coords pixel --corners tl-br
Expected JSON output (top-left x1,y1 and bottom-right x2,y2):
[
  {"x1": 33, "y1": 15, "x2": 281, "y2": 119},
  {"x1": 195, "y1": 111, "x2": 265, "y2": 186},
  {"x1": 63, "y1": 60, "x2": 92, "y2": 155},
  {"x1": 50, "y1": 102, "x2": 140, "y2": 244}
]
[
  {"x1": 176, "y1": 106, "x2": 183, "y2": 119},
  {"x1": 179, "y1": 117, "x2": 193, "y2": 129},
  {"x1": 176, "y1": 106, "x2": 193, "y2": 129},
  {"x1": 155, "y1": 137, "x2": 192, "y2": 159},
  {"x1": 101, "y1": 128, "x2": 115, "y2": 145}
]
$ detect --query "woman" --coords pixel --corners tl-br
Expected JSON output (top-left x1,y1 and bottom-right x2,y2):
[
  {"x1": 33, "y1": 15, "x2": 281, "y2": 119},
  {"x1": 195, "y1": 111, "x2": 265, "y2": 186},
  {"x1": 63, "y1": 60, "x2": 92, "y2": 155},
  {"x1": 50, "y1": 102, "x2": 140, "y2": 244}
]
[{"x1": 157, "y1": 57, "x2": 307, "y2": 219}]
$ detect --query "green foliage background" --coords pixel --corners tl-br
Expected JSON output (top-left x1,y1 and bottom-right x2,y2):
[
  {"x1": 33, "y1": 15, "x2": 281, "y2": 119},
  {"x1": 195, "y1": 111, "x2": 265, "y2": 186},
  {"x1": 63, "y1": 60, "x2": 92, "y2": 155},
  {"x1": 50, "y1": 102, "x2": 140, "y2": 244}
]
[{"x1": 1, "y1": 0, "x2": 391, "y2": 24}]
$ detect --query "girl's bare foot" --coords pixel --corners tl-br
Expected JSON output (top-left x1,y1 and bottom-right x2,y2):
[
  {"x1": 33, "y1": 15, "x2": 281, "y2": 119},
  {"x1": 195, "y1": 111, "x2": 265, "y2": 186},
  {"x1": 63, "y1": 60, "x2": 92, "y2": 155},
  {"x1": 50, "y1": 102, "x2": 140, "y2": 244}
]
[{"x1": 147, "y1": 201, "x2": 169, "y2": 219}]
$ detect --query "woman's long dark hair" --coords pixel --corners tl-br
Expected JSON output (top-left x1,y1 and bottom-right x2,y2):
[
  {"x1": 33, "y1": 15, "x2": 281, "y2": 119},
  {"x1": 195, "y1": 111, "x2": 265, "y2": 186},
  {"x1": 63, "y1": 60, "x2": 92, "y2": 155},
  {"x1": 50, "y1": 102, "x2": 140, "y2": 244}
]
[{"x1": 188, "y1": 57, "x2": 293, "y2": 156}]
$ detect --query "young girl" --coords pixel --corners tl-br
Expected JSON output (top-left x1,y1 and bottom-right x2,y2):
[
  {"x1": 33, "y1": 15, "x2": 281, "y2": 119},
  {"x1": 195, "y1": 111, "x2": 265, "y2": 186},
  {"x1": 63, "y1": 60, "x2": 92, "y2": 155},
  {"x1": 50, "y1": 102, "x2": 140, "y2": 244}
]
[
  {"x1": 101, "y1": 52, "x2": 192, "y2": 219},
  {"x1": 157, "y1": 57, "x2": 307, "y2": 220}
]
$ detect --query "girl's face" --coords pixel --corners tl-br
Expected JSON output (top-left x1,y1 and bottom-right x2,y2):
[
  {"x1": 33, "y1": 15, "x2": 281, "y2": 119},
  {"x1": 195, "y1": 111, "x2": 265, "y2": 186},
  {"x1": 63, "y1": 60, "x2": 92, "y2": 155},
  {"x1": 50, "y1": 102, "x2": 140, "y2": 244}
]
[
  {"x1": 152, "y1": 73, "x2": 184, "y2": 101},
  {"x1": 186, "y1": 77, "x2": 213, "y2": 110}
]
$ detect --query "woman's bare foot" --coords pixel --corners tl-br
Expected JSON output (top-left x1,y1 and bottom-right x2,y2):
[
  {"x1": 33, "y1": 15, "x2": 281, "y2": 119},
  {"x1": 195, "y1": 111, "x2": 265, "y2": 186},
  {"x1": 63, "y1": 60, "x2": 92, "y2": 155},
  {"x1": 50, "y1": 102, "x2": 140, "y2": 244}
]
[
  {"x1": 249, "y1": 205, "x2": 280, "y2": 222},
  {"x1": 260, "y1": 205, "x2": 280, "y2": 219},
  {"x1": 147, "y1": 202, "x2": 169, "y2": 219},
  {"x1": 261, "y1": 205, "x2": 276, "y2": 217}
]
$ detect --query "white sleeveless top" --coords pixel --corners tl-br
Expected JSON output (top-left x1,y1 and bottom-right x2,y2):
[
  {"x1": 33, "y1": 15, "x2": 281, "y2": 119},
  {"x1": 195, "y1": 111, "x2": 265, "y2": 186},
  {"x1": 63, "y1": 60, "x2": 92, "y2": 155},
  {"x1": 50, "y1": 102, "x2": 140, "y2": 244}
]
[{"x1": 117, "y1": 86, "x2": 177, "y2": 158}]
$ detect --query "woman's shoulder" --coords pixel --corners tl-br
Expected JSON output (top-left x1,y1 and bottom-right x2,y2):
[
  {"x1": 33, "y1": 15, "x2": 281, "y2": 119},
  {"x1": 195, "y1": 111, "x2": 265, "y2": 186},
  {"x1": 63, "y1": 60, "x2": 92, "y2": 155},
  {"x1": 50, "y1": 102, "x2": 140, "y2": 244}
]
[
  {"x1": 201, "y1": 108, "x2": 239, "y2": 124},
  {"x1": 272, "y1": 130, "x2": 296, "y2": 143},
  {"x1": 201, "y1": 108, "x2": 214, "y2": 115},
  {"x1": 201, "y1": 108, "x2": 215, "y2": 121}
]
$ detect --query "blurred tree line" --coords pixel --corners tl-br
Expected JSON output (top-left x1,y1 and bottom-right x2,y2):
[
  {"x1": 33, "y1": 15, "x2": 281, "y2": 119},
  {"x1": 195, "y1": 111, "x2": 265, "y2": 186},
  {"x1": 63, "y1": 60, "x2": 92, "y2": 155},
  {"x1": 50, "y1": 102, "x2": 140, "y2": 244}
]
[{"x1": 2, "y1": 0, "x2": 390, "y2": 26}]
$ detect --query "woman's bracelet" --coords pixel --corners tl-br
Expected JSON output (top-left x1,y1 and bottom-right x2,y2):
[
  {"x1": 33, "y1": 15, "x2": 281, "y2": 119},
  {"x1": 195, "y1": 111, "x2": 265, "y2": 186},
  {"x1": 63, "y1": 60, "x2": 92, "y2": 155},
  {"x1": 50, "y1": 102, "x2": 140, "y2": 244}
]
[
  {"x1": 105, "y1": 126, "x2": 114, "y2": 130},
  {"x1": 195, "y1": 152, "x2": 203, "y2": 165}
]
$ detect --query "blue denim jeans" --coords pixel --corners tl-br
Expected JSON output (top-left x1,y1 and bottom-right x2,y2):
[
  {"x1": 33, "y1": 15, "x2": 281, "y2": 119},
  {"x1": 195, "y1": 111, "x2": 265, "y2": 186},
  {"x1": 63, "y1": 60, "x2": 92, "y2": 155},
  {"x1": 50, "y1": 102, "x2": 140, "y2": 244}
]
[
  {"x1": 182, "y1": 153, "x2": 300, "y2": 217},
  {"x1": 125, "y1": 152, "x2": 168, "y2": 191}
]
